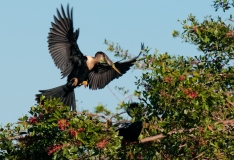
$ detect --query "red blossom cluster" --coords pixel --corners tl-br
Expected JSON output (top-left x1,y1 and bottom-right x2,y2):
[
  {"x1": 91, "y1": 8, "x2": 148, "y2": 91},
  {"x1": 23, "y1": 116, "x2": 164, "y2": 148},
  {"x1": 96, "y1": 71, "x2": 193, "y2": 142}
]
[
  {"x1": 183, "y1": 88, "x2": 197, "y2": 99},
  {"x1": 164, "y1": 76, "x2": 172, "y2": 83},
  {"x1": 189, "y1": 91, "x2": 197, "y2": 99},
  {"x1": 96, "y1": 139, "x2": 108, "y2": 149},
  {"x1": 58, "y1": 119, "x2": 69, "y2": 130},
  {"x1": 29, "y1": 117, "x2": 37, "y2": 124},
  {"x1": 69, "y1": 128, "x2": 85, "y2": 137},
  {"x1": 47, "y1": 145, "x2": 62, "y2": 155},
  {"x1": 69, "y1": 128, "x2": 78, "y2": 137},
  {"x1": 179, "y1": 75, "x2": 185, "y2": 81},
  {"x1": 77, "y1": 128, "x2": 85, "y2": 132}
]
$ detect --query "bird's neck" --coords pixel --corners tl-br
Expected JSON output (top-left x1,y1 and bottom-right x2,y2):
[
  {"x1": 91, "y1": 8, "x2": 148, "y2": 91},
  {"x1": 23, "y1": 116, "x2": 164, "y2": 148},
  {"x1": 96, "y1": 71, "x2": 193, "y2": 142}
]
[{"x1": 86, "y1": 56, "x2": 99, "y2": 70}]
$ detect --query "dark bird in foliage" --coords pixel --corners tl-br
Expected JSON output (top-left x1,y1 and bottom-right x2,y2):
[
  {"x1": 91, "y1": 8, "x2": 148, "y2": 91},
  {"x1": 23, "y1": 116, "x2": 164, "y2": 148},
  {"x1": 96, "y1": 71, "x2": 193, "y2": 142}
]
[
  {"x1": 115, "y1": 103, "x2": 143, "y2": 142},
  {"x1": 35, "y1": 5, "x2": 145, "y2": 111}
]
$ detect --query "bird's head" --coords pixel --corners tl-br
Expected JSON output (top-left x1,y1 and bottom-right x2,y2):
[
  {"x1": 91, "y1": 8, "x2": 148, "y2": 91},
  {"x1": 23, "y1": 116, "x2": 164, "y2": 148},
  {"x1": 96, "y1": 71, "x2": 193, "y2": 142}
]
[
  {"x1": 95, "y1": 52, "x2": 121, "y2": 74},
  {"x1": 126, "y1": 102, "x2": 145, "y2": 120}
]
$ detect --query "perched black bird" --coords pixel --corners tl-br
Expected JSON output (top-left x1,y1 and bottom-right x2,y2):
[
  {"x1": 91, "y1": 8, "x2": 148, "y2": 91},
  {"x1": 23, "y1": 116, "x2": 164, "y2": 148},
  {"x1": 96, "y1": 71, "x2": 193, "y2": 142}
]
[
  {"x1": 115, "y1": 103, "x2": 143, "y2": 142},
  {"x1": 35, "y1": 5, "x2": 145, "y2": 111},
  {"x1": 115, "y1": 121, "x2": 143, "y2": 142}
]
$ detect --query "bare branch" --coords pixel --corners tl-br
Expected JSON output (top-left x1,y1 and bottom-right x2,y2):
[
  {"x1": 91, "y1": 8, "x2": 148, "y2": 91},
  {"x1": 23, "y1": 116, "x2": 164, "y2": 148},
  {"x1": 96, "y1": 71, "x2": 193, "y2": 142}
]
[
  {"x1": 107, "y1": 86, "x2": 121, "y2": 102},
  {"x1": 73, "y1": 112, "x2": 108, "y2": 121},
  {"x1": 110, "y1": 111, "x2": 126, "y2": 121},
  {"x1": 140, "y1": 119, "x2": 234, "y2": 143},
  {"x1": 139, "y1": 128, "x2": 191, "y2": 143},
  {"x1": 192, "y1": 152, "x2": 205, "y2": 160}
]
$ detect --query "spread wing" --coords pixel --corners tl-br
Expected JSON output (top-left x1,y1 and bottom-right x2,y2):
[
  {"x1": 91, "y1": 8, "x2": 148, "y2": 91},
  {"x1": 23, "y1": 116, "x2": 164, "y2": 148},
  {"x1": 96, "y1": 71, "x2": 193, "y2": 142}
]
[
  {"x1": 88, "y1": 43, "x2": 144, "y2": 90},
  {"x1": 48, "y1": 4, "x2": 84, "y2": 78}
]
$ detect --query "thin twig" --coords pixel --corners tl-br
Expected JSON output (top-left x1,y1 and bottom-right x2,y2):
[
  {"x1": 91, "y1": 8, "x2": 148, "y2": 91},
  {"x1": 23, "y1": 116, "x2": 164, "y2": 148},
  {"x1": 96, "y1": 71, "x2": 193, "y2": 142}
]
[
  {"x1": 228, "y1": 19, "x2": 234, "y2": 23},
  {"x1": 73, "y1": 112, "x2": 108, "y2": 121},
  {"x1": 114, "y1": 87, "x2": 125, "y2": 96},
  {"x1": 214, "y1": 119, "x2": 234, "y2": 125},
  {"x1": 110, "y1": 112, "x2": 126, "y2": 121},
  {"x1": 107, "y1": 86, "x2": 121, "y2": 102},
  {"x1": 121, "y1": 94, "x2": 134, "y2": 102},
  {"x1": 192, "y1": 152, "x2": 205, "y2": 160}
]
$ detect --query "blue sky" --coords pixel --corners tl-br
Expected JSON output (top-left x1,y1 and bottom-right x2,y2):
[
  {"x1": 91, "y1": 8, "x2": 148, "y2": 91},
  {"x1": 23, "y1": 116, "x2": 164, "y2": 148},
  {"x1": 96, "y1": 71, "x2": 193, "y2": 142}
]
[{"x1": 0, "y1": 1, "x2": 231, "y2": 126}]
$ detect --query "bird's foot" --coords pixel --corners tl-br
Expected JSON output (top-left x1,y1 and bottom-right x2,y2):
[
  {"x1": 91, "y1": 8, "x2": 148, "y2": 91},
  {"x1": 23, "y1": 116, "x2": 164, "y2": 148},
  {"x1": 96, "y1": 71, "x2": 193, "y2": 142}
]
[
  {"x1": 82, "y1": 81, "x2": 88, "y2": 88},
  {"x1": 71, "y1": 78, "x2": 78, "y2": 86}
]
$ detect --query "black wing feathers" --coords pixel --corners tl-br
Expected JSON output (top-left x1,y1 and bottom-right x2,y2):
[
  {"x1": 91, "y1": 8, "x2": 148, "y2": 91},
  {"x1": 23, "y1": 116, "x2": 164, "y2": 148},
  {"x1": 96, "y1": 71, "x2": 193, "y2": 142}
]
[
  {"x1": 88, "y1": 43, "x2": 144, "y2": 90},
  {"x1": 48, "y1": 4, "x2": 83, "y2": 78}
]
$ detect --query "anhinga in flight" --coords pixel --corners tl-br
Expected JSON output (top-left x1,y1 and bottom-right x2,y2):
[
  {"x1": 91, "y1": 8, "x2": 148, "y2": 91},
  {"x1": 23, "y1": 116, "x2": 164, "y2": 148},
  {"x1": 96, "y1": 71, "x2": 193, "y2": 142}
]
[{"x1": 35, "y1": 5, "x2": 145, "y2": 111}]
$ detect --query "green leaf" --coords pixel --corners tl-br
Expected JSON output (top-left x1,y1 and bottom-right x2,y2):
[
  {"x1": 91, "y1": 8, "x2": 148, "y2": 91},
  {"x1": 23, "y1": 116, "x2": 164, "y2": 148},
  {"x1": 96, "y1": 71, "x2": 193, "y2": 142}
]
[{"x1": 47, "y1": 117, "x2": 57, "y2": 122}]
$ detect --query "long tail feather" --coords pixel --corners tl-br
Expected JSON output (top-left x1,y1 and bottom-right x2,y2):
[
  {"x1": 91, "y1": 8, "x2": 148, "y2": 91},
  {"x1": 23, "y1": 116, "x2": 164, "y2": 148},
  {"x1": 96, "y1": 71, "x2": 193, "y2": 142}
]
[{"x1": 35, "y1": 83, "x2": 76, "y2": 111}]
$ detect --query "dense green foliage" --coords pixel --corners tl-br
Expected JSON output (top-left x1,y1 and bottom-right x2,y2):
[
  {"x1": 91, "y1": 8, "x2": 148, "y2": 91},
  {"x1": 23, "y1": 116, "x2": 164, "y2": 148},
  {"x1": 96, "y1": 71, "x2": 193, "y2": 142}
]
[
  {"x1": 0, "y1": 99, "x2": 122, "y2": 159},
  {"x1": 1, "y1": 1, "x2": 234, "y2": 159}
]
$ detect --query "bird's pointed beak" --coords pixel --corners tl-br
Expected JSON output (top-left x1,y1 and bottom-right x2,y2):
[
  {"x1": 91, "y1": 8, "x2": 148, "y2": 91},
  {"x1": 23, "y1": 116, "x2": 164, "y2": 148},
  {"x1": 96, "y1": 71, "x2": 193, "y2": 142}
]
[
  {"x1": 103, "y1": 53, "x2": 121, "y2": 74},
  {"x1": 112, "y1": 64, "x2": 121, "y2": 74}
]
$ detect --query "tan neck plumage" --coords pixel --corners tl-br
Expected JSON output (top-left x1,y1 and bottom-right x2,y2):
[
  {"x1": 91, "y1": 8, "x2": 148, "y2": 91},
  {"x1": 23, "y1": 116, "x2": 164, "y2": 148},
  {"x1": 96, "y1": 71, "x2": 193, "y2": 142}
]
[{"x1": 86, "y1": 56, "x2": 101, "y2": 70}]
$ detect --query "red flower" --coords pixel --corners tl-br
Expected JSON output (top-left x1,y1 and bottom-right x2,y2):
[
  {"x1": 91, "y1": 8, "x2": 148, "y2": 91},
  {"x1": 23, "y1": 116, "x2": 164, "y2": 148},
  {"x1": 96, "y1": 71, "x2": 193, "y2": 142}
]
[
  {"x1": 189, "y1": 91, "x2": 197, "y2": 99},
  {"x1": 29, "y1": 117, "x2": 37, "y2": 124},
  {"x1": 47, "y1": 145, "x2": 62, "y2": 155},
  {"x1": 183, "y1": 88, "x2": 190, "y2": 95},
  {"x1": 164, "y1": 76, "x2": 172, "y2": 83},
  {"x1": 58, "y1": 119, "x2": 69, "y2": 130},
  {"x1": 179, "y1": 75, "x2": 185, "y2": 81},
  {"x1": 77, "y1": 128, "x2": 85, "y2": 132},
  {"x1": 183, "y1": 88, "x2": 197, "y2": 99},
  {"x1": 96, "y1": 139, "x2": 108, "y2": 149},
  {"x1": 69, "y1": 128, "x2": 78, "y2": 137}
]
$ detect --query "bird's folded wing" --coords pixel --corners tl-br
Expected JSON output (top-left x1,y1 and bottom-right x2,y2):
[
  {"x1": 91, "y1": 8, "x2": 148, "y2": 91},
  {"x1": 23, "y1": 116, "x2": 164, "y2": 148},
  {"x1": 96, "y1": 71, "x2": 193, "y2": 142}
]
[
  {"x1": 114, "y1": 122, "x2": 132, "y2": 130},
  {"x1": 48, "y1": 4, "x2": 83, "y2": 78}
]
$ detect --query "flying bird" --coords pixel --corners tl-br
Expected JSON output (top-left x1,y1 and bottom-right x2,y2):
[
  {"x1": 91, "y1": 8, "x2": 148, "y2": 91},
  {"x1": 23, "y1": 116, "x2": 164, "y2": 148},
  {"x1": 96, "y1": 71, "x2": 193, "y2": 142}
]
[{"x1": 35, "y1": 5, "x2": 145, "y2": 111}]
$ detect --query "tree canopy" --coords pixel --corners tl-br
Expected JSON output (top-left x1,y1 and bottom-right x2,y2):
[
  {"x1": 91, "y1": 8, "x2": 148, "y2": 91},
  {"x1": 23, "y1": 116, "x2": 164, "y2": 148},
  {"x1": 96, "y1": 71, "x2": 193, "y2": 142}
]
[{"x1": 1, "y1": 1, "x2": 234, "y2": 159}]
